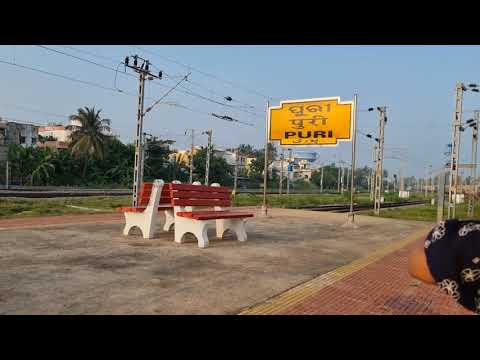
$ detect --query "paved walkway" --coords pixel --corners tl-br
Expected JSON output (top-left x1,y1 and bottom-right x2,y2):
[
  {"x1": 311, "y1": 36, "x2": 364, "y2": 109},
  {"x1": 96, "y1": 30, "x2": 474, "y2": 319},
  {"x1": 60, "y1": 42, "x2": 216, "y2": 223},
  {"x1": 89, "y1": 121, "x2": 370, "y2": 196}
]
[
  {"x1": 1, "y1": 211, "x2": 469, "y2": 315},
  {"x1": 239, "y1": 227, "x2": 473, "y2": 315}
]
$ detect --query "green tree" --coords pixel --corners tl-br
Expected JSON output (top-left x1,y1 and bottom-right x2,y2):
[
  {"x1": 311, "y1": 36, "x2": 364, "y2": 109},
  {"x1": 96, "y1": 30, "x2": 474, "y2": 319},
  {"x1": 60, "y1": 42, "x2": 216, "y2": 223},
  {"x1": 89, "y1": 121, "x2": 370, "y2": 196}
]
[
  {"x1": 7, "y1": 145, "x2": 57, "y2": 186},
  {"x1": 143, "y1": 137, "x2": 175, "y2": 182},
  {"x1": 51, "y1": 149, "x2": 82, "y2": 186},
  {"x1": 233, "y1": 144, "x2": 257, "y2": 157},
  {"x1": 66, "y1": 106, "x2": 112, "y2": 178},
  {"x1": 353, "y1": 166, "x2": 373, "y2": 191},
  {"x1": 7, "y1": 145, "x2": 29, "y2": 185},
  {"x1": 193, "y1": 147, "x2": 233, "y2": 185},
  {"x1": 89, "y1": 137, "x2": 135, "y2": 187},
  {"x1": 164, "y1": 154, "x2": 189, "y2": 183},
  {"x1": 249, "y1": 143, "x2": 277, "y2": 179},
  {"x1": 311, "y1": 163, "x2": 339, "y2": 191},
  {"x1": 29, "y1": 148, "x2": 55, "y2": 185}
]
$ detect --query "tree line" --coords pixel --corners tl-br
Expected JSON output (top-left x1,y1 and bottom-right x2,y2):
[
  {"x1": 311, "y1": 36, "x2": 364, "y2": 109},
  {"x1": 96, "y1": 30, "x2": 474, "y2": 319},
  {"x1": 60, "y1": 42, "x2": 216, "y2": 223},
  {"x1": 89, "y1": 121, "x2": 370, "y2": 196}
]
[
  {"x1": 3, "y1": 106, "x2": 416, "y2": 191},
  {"x1": 2, "y1": 107, "x2": 280, "y2": 188}
]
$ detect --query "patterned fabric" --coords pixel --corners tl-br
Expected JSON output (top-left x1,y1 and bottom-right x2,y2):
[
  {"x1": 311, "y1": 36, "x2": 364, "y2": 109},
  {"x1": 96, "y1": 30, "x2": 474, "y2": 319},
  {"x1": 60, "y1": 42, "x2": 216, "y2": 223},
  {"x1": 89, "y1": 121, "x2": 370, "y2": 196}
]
[{"x1": 424, "y1": 219, "x2": 480, "y2": 314}]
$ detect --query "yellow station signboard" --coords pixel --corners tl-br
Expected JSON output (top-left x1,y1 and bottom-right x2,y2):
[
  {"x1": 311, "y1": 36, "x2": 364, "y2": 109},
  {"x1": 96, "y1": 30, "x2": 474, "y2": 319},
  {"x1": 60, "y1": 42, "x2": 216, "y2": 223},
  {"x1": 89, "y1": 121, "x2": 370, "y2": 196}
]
[{"x1": 268, "y1": 97, "x2": 354, "y2": 146}]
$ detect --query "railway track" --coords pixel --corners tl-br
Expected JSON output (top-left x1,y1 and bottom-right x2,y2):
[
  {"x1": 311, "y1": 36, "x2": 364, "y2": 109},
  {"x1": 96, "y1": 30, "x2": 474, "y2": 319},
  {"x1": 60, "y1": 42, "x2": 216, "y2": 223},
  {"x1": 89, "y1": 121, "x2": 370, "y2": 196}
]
[
  {"x1": 0, "y1": 190, "x2": 131, "y2": 198},
  {"x1": 296, "y1": 200, "x2": 429, "y2": 213},
  {"x1": 0, "y1": 188, "x2": 346, "y2": 198}
]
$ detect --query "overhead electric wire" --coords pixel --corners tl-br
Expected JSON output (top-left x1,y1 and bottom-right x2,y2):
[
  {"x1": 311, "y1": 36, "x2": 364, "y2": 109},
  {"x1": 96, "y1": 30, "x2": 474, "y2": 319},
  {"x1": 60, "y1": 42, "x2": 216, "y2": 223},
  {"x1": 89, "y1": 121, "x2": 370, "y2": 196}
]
[
  {"x1": 36, "y1": 45, "x2": 126, "y2": 75},
  {"x1": 144, "y1": 59, "x2": 261, "y2": 110},
  {"x1": 144, "y1": 73, "x2": 191, "y2": 115},
  {"x1": 0, "y1": 103, "x2": 69, "y2": 119},
  {"x1": 166, "y1": 103, "x2": 256, "y2": 127},
  {"x1": 131, "y1": 45, "x2": 279, "y2": 101},
  {"x1": 0, "y1": 59, "x2": 145, "y2": 99},
  {"x1": 39, "y1": 45, "x2": 263, "y2": 119},
  {"x1": 0, "y1": 57, "x2": 257, "y2": 131}
]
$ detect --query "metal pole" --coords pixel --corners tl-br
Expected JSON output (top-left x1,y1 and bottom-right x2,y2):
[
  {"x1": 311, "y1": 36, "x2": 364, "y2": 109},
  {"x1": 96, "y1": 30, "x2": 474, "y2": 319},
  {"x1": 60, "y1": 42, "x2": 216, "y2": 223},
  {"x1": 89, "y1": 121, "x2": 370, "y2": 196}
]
[
  {"x1": 340, "y1": 165, "x2": 345, "y2": 195},
  {"x1": 204, "y1": 129, "x2": 212, "y2": 185},
  {"x1": 261, "y1": 101, "x2": 270, "y2": 216},
  {"x1": 140, "y1": 132, "x2": 148, "y2": 183},
  {"x1": 5, "y1": 160, "x2": 9, "y2": 190},
  {"x1": 428, "y1": 165, "x2": 435, "y2": 195},
  {"x1": 448, "y1": 82, "x2": 464, "y2": 219},
  {"x1": 132, "y1": 71, "x2": 146, "y2": 207},
  {"x1": 189, "y1": 129, "x2": 194, "y2": 183},
  {"x1": 437, "y1": 168, "x2": 446, "y2": 222},
  {"x1": 320, "y1": 166, "x2": 324, "y2": 193},
  {"x1": 374, "y1": 107, "x2": 386, "y2": 215},
  {"x1": 348, "y1": 94, "x2": 358, "y2": 222},
  {"x1": 233, "y1": 147, "x2": 239, "y2": 195},
  {"x1": 346, "y1": 167, "x2": 350, "y2": 193},
  {"x1": 424, "y1": 165, "x2": 428, "y2": 198},
  {"x1": 468, "y1": 110, "x2": 479, "y2": 217},
  {"x1": 337, "y1": 165, "x2": 341, "y2": 193},
  {"x1": 370, "y1": 145, "x2": 376, "y2": 201},
  {"x1": 279, "y1": 148, "x2": 284, "y2": 195},
  {"x1": 367, "y1": 173, "x2": 371, "y2": 196},
  {"x1": 287, "y1": 148, "x2": 292, "y2": 195}
]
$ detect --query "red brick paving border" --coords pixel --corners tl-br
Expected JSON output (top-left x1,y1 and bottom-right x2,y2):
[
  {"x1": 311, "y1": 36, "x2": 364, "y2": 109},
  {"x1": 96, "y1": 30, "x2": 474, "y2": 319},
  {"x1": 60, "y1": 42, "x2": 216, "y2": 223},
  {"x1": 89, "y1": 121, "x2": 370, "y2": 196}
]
[
  {"x1": 0, "y1": 213, "x2": 123, "y2": 229},
  {"x1": 279, "y1": 244, "x2": 472, "y2": 315}
]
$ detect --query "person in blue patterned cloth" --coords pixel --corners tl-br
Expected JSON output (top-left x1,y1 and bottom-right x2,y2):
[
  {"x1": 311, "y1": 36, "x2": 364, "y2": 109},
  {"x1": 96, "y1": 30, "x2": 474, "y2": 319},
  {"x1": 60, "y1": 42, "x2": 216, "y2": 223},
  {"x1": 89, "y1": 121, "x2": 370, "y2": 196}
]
[{"x1": 408, "y1": 219, "x2": 480, "y2": 314}]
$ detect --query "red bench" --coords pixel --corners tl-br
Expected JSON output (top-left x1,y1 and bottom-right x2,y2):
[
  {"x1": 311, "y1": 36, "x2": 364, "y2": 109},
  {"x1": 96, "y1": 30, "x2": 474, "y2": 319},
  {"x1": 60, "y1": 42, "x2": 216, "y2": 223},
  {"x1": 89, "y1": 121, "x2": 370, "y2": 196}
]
[
  {"x1": 117, "y1": 182, "x2": 173, "y2": 212},
  {"x1": 117, "y1": 180, "x2": 176, "y2": 238},
  {"x1": 169, "y1": 183, "x2": 254, "y2": 248}
]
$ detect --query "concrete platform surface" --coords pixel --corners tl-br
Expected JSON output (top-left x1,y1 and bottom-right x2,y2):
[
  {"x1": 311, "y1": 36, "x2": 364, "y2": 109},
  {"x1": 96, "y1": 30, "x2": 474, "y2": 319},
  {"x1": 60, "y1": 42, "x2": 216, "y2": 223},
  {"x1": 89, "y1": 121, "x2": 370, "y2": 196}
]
[{"x1": 0, "y1": 208, "x2": 431, "y2": 314}]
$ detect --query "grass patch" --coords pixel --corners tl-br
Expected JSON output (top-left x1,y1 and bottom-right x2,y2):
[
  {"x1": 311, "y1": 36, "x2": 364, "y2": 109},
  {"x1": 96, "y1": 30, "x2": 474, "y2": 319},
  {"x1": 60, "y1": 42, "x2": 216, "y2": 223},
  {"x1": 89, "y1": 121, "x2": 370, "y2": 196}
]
[
  {"x1": 0, "y1": 196, "x2": 131, "y2": 219},
  {"x1": 232, "y1": 193, "x2": 374, "y2": 208},
  {"x1": 364, "y1": 202, "x2": 480, "y2": 222},
  {"x1": 232, "y1": 191, "x2": 431, "y2": 208},
  {"x1": 0, "y1": 191, "x2": 436, "y2": 220}
]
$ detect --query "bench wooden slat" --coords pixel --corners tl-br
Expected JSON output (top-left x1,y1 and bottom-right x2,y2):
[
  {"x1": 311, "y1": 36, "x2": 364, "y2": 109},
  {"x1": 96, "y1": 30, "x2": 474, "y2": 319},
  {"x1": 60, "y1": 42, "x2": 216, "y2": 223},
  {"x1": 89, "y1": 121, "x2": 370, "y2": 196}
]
[
  {"x1": 141, "y1": 188, "x2": 171, "y2": 196},
  {"x1": 172, "y1": 199, "x2": 231, "y2": 207},
  {"x1": 176, "y1": 210, "x2": 254, "y2": 220},
  {"x1": 139, "y1": 196, "x2": 172, "y2": 206},
  {"x1": 169, "y1": 183, "x2": 230, "y2": 193},
  {"x1": 171, "y1": 191, "x2": 230, "y2": 200}
]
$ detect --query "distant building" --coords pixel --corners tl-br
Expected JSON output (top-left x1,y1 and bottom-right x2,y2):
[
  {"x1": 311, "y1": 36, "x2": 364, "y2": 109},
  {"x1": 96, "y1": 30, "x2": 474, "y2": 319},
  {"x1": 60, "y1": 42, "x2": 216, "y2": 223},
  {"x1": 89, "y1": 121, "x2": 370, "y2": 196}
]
[
  {"x1": 213, "y1": 149, "x2": 247, "y2": 166},
  {"x1": 37, "y1": 118, "x2": 112, "y2": 150},
  {"x1": 172, "y1": 147, "x2": 201, "y2": 165},
  {"x1": 271, "y1": 151, "x2": 317, "y2": 181},
  {"x1": 0, "y1": 118, "x2": 40, "y2": 161},
  {"x1": 171, "y1": 148, "x2": 251, "y2": 176},
  {"x1": 37, "y1": 125, "x2": 70, "y2": 150}
]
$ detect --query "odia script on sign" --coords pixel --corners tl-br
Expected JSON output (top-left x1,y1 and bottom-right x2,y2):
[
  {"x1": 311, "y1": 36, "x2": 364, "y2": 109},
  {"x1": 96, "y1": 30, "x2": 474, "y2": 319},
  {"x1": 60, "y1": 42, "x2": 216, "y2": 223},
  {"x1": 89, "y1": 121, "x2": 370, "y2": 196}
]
[{"x1": 268, "y1": 97, "x2": 354, "y2": 147}]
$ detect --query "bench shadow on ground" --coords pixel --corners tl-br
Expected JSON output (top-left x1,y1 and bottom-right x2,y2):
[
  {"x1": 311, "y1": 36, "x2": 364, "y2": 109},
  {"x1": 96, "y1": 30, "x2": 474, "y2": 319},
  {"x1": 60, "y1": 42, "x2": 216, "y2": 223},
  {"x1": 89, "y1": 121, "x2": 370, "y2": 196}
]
[{"x1": 124, "y1": 226, "x2": 239, "y2": 246}]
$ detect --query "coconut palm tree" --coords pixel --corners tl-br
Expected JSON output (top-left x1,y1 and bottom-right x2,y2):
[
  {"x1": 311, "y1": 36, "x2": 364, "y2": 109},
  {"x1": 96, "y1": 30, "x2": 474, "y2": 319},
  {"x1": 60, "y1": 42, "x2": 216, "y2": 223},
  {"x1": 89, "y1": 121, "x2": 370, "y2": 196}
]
[
  {"x1": 66, "y1": 107, "x2": 111, "y2": 178},
  {"x1": 29, "y1": 149, "x2": 55, "y2": 186}
]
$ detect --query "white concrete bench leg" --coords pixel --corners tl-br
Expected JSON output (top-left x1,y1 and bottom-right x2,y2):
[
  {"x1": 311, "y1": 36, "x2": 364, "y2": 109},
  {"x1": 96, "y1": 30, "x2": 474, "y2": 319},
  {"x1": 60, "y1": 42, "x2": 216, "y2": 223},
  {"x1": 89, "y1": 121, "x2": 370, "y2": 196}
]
[
  {"x1": 174, "y1": 216, "x2": 210, "y2": 248},
  {"x1": 216, "y1": 219, "x2": 247, "y2": 242},
  {"x1": 216, "y1": 219, "x2": 225, "y2": 239},
  {"x1": 122, "y1": 179, "x2": 164, "y2": 239},
  {"x1": 163, "y1": 209, "x2": 175, "y2": 231},
  {"x1": 123, "y1": 212, "x2": 157, "y2": 239}
]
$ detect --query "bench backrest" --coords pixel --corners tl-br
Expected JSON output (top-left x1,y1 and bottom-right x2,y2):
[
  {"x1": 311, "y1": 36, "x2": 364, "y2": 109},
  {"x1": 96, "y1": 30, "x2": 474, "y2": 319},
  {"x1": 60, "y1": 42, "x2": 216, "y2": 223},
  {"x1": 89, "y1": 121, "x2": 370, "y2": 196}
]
[
  {"x1": 168, "y1": 183, "x2": 231, "y2": 207},
  {"x1": 139, "y1": 182, "x2": 172, "y2": 207}
]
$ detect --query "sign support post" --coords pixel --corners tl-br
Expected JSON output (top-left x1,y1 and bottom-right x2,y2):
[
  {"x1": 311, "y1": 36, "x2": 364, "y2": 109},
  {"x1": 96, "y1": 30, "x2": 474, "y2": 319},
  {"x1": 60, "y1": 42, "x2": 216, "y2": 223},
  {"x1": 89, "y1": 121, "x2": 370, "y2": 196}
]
[
  {"x1": 261, "y1": 100, "x2": 270, "y2": 217},
  {"x1": 347, "y1": 94, "x2": 358, "y2": 224}
]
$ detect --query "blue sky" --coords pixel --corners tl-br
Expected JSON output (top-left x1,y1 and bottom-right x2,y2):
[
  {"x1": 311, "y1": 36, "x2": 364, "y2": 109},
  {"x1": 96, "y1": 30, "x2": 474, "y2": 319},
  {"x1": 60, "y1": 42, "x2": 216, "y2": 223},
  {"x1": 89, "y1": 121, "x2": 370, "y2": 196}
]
[{"x1": 0, "y1": 45, "x2": 479, "y2": 178}]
